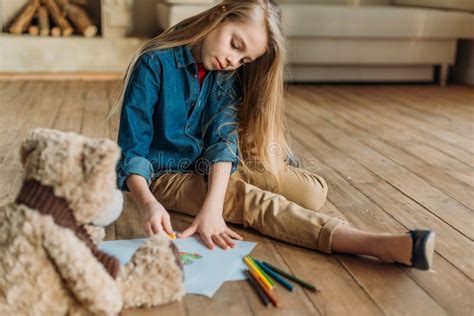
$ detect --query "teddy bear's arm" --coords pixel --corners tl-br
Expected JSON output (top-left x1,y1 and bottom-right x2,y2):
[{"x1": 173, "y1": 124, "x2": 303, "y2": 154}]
[
  {"x1": 83, "y1": 224, "x2": 106, "y2": 246},
  {"x1": 117, "y1": 235, "x2": 185, "y2": 308},
  {"x1": 42, "y1": 219, "x2": 123, "y2": 315}
]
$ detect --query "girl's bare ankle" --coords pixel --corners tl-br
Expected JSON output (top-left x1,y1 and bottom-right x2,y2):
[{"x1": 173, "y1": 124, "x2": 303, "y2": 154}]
[{"x1": 376, "y1": 234, "x2": 412, "y2": 265}]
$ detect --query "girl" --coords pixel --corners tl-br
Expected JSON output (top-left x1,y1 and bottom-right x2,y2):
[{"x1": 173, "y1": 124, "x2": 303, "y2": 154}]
[{"x1": 111, "y1": 0, "x2": 435, "y2": 270}]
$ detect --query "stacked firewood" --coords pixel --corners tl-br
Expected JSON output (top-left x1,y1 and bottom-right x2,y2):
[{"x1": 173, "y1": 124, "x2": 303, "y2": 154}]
[{"x1": 8, "y1": 0, "x2": 98, "y2": 37}]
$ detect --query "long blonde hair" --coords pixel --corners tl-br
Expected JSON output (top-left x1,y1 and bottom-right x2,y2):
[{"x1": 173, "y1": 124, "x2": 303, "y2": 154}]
[{"x1": 109, "y1": 0, "x2": 294, "y2": 186}]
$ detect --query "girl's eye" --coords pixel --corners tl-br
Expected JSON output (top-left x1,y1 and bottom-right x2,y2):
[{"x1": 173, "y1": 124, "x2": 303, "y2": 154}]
[
  {"x1": 241, "y1": 57, "x2": 252, "y2": 65},
  {"x1": 231, "y1": 40, "x2": 240, "y2": 50}
]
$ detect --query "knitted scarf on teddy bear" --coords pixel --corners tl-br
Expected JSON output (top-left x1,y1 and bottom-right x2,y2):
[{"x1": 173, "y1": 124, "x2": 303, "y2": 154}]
[{"x1": 15, "y1": 179, "x2": 120, "y2": 278}]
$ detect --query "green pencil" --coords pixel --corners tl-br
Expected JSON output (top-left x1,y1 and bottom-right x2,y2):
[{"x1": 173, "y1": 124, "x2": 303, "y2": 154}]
[
  {"x1": 262, "y1": 261, "x2": 319, "y2": 292},
  {"x1": 247, "y1": 256, "x2": 275, "y2": 287}
]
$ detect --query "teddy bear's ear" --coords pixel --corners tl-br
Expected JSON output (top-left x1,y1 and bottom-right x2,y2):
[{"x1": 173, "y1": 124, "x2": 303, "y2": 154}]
[
  {"x1": 81, "y1": 139, "x2": 121, "y2": 176},
  {"x1": 19, "y1": 128, "x2": 54, "y2": 166}
]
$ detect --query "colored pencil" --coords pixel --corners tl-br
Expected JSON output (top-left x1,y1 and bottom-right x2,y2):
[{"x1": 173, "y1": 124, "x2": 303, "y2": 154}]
[
  {"x1": 254, "y1": 259, "x2": 295, "y2": 292},
  {"x1": 248, "y1": 266, "x2": 281, "y2": 307},
  {"x1": 262, "y1": 261, "x2": 319, "y2": 292},
  {"x1": 243, "y1": 257, "x2": 273, "y2": 290},
  {"x1": 244, "y1": 269, "x2": 270, "y2": 306},
  {"x1": 247, "y1": 256, "x2": 275, "y2": 286}
]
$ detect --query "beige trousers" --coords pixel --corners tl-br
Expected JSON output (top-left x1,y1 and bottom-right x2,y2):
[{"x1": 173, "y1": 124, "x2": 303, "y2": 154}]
[{"x1": 151, "y1": 165, "x2": 342, "y2": 253}]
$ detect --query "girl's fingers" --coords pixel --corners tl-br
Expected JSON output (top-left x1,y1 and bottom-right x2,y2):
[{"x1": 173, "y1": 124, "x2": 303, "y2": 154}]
[
  {"x1": 202, "y1": 234, "x2": 215, "y2": 250},
  {"x1": 144, "y1": 223, "x2": 154, "y2": 236},
  {"x1": 220, "y1": 233, "x2": 235, "y2": 248},
  {"x1": 151, "y1": 220, "x2": 163, "y2": 235},
  {"x1": 212, "y1": 234, "x2": 229, "y2": 250},
  {"x1": 162, "y1": 215, "x2": 174, "y2": 235},
  {"x1": 179, "y1": 225, "x2": 197, "y2": 239},
  {"x1": 225, "y1": 228, "x2": 243, "y2": 240}
]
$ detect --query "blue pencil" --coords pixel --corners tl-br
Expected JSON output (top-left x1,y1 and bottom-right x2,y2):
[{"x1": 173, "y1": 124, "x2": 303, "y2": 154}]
[
  {"x1": 244, "y1": 269, "x2": 271, "y2": 306},
  {"x1": 263, "y1": 261, "x2": 318, "y2": 292},
  {"x1": 254, "y1": 259, "x2": 295, "y2": 292}
]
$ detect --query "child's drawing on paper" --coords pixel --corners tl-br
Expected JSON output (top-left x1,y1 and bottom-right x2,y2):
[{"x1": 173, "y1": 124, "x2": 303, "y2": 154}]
[{"x1": 180, "y1": 252, "x2": 202, "y2": 265}]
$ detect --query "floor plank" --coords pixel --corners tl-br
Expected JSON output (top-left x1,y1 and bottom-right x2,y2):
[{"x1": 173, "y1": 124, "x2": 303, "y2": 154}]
[
  {"x1": 0, "y1": 81, "x2": 64, "y2": 203},
  {"x1": 322, "y1": 87, "x2": 474, "y2": 178},
  {"x1": 274, "y1": 202, "x2": 383, "y2": 315},
  {"x1": 105, "y1": 81, "x2": 120, "y2": 240},
  {"x1": 287, "y1": 125, "x2": 470, "y2": 315},
  {"x1": 1, "y1": 81, "x2": 472, "y2": 315},
  {"x1": 315, "y1": 87, "x2": 474, "y2": 168},
  {"x1": 287, "y1": 95, "x2": 473, "y2": 239},
  {"x1": 82, "y1": 81, "x2": 117, "y2": 239},
  {"x1": 329, "y1": 86, "x2": 473, "y2": 155},
  {"x1": 0, "y1": 81, "x2": 26, "y2": 106},
  {"x1": 378, "y1": 86, "x2": 473, "y2": 138},
  {"x1": 0, "y1": 82, "x2": 35, "y2": 165},
  {"x1": 288, "y1": 126, "x2": 473, "y2": 276},
  {"x1": 292, "y1": 88, "x2": 473, "y2": 210}
]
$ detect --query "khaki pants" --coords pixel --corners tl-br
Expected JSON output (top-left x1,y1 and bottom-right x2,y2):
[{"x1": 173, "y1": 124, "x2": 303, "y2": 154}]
[{"x1": 151, "y1": 165, "x2": 342, "y2": 253}]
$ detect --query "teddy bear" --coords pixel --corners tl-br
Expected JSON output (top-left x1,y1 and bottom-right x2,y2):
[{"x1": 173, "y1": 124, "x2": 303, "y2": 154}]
[{"x1": 0, "y1": 128, "x2": 185, "y2": 315}]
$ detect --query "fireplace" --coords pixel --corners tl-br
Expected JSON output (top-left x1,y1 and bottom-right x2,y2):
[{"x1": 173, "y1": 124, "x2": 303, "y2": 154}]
[{"x1": 0, "y1": 0, "x2": 165, "y2": 73}]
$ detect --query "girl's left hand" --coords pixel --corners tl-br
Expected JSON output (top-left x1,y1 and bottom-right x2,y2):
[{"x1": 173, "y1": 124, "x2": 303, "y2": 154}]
[{"x1": 178, "y1": 204, "x2": 243, "y2": 250}]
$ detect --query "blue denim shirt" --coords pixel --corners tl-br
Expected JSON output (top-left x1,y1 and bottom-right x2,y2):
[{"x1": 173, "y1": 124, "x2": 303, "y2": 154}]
[{"x1": 116, "y1": 45, "x2": 242, "y2": 191}]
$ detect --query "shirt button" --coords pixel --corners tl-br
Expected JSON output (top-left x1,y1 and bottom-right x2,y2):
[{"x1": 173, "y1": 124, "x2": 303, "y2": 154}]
[
  {"x1": 191, "y1": 102, "x2": 196, "y2": 107},
  {"x1": 193, "y1": 74, "x2": 198, "y2": 79}
]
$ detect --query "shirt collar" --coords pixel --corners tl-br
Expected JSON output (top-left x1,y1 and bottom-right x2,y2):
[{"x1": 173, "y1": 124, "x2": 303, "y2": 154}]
[{"x1": 174, "y1": 45, "x2": 197, "y2": 68}]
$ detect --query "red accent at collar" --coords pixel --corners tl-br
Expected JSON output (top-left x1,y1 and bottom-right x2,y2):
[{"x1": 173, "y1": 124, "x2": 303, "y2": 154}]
[{"x1": 197, "y1": 63, "x2": 207, "y2": 86}]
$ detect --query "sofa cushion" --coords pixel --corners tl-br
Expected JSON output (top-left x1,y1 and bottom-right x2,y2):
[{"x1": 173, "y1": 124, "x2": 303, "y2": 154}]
[{"x1": 280, "y1": 4, "x2": 474, "y2": 38}]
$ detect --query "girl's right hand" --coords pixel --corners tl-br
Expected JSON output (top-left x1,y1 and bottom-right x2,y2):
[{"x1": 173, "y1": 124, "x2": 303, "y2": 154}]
[{"x1": 141, "y1": 199, "x2": 174, "y2": 236}]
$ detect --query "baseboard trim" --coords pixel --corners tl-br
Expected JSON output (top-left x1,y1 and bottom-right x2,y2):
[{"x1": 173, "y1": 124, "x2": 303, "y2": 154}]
[{"x1": 0, "y1": 72, "x2": 122, "y2": 81}]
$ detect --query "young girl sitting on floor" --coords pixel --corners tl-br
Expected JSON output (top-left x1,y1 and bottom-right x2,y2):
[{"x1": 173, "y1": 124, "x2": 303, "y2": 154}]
[{"x1": 111, "y1": 0, "x2": 435, "y2": 270}]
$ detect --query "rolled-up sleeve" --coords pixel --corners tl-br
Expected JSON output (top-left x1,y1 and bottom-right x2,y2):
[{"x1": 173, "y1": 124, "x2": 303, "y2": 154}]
[
  {"x1": 116, "y1": 53, "x2": 161, "y2": 191},
  {"x1": 202, "y1": 98, "x2": 241, "y2": 175}
]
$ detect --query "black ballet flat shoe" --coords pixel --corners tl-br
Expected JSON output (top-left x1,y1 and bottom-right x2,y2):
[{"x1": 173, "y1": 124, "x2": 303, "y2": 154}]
[{"x1": 408, "y1": 230, "x2": 436, "y2": 270}]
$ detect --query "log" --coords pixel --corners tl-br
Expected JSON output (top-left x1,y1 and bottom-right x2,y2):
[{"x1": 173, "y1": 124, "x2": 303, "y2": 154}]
[
  {"x1": 64, "y1": 3, "x2": 97, "y2": 37},
  {"x1": 56, "y1": 0, "x2": 71, "y2": 7},
  {"x1": 38, "y1": 5, "x2": 50, "y2": 36},
  {"x1": 9, "y1": 0, "x2": 40, "y2": 34},
  {"x1": 58, "y1": 0, "x2": 89, "y2": 6},
  {"x1": 51, "y1": 26, "x2": 62, "y2": 37},
  {"x1": 43, "y1": 0, "x2": 74, "y2": 36},
  {"x1": 28, "y1": 25, "x2": 39, "y2": 36},
  {"x1": 72, "y1": 0, "x2": 89, "y2": 6}
]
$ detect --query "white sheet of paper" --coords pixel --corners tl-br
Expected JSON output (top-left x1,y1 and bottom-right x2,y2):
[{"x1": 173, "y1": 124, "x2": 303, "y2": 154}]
[
  {"x1": 226, "y1": 262, "x2": 249, "y2": 281},
  {"x1": 99, "y1": 236, "x2": 256, "y2": 297}
]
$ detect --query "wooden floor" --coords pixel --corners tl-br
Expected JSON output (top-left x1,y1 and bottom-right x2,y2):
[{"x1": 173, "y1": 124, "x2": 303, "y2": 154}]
[{"x1": 1, "y1": 81, "x2": 472, "y2": 315}]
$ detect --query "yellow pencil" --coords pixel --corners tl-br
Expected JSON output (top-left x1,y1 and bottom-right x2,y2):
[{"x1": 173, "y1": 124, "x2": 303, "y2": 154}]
[
  {"x1": 167, "y1": 232, "x2": 176, "y2": 240},
  {"x1": 244, "y1": 257, "x2": 273, "y2": 290},
  {"x1": 247, "y1": 256, "x2": 274, "y2": 286}
]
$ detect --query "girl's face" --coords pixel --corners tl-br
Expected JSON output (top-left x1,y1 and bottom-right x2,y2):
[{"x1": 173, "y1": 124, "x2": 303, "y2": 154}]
[{"x1": 195, "y1": 19, "x2": 268, "y2": 71}]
